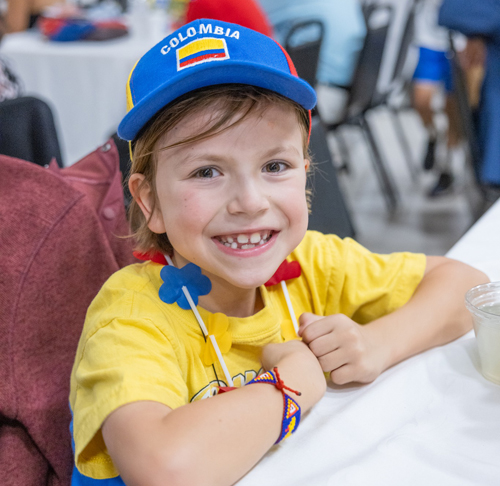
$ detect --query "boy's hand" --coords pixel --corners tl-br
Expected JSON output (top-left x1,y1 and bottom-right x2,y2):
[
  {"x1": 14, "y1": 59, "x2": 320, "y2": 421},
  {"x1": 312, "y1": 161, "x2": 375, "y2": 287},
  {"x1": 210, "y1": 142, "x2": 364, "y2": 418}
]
[
  {"x1": 261, "y1": 340, "x2": 326, "y2": 411},
  {"x1": 298, "y1": 313, "x2": 386, "y2": 385}
]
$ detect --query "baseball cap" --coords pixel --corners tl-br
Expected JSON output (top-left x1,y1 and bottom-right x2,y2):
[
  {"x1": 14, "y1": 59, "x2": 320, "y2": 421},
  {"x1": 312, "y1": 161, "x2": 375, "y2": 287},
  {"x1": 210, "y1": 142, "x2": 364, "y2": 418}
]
[{"x1": 117, "y1": 19, "x2": 317, "y2": 141}]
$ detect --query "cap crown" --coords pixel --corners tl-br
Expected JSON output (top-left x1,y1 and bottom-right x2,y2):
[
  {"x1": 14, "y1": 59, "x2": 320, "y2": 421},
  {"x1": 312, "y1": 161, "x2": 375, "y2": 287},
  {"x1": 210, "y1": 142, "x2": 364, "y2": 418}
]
[{"x1": 118, "y1": 19, "x2": 316, "y2": 141}]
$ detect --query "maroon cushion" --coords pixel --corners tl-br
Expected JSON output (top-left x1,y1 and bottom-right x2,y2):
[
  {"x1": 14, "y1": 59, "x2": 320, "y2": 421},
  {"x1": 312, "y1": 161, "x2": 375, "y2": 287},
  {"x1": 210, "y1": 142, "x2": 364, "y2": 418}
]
[{"x1": 0, "y1": 140, "x2": 136, "y2": 486}]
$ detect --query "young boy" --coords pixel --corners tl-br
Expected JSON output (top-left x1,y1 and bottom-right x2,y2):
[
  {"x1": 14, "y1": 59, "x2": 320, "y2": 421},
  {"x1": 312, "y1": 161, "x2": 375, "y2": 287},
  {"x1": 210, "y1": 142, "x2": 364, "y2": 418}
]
[{"x1": 69, "y1": 19, "x2": 488, "y2": 486}]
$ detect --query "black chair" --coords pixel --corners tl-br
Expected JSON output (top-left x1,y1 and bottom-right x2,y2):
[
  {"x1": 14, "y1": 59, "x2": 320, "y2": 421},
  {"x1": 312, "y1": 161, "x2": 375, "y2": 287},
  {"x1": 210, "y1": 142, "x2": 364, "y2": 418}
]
[
  {"x1": 0, "y1": 96, "x2": 63, "y2": 167},
  {"x1": 283, "y1": 19, "x2": 325, "y2": 88},
  {"x1": 325, "y1": 4, "x2": 398, "y2": 212},
  {"x1": 383, "y1": 0, "x2": 420, "y2": 181},
  {"x1": 308, "y1": 116, "x2": 355, "y2": 238},
  {"x1": 447, "y1": 35, "x2": 487, "y2": 213},
  {"x1": 111, "y1": 132, "x2": 133, "y2": 206},
  {"x1": 448, "y1": 38, "x2": 481, "y2": 180}
]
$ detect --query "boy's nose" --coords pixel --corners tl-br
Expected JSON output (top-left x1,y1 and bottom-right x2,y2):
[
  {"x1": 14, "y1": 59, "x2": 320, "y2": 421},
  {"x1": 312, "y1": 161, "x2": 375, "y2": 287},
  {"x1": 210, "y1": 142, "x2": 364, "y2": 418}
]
[{"x1": 227, "y1": 179, "x2": 270, "y2": 216}]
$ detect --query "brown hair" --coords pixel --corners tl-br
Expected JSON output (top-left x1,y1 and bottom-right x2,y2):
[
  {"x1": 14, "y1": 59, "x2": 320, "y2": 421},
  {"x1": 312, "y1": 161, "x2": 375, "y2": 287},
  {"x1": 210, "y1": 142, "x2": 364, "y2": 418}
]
[{"x1": 128, "y1": 84, "x2": 311, "y2": 255}]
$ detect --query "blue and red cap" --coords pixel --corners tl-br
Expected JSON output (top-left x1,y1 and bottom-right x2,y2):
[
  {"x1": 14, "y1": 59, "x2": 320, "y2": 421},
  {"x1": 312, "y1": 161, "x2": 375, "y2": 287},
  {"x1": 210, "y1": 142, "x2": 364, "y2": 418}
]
[{"x1": 117, "y1": 19, "x2": 317, "y2": 141}]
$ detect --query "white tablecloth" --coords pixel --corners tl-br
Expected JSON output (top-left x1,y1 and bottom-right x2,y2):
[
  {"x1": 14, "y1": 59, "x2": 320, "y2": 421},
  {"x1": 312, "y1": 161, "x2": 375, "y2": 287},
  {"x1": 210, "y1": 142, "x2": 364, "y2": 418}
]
[
  {"x1": 239, "y1": 200, "x2": 500, "y2": 486},
  {"x1": 0, "y1": 30, "x2": 162, "y2": 165}
]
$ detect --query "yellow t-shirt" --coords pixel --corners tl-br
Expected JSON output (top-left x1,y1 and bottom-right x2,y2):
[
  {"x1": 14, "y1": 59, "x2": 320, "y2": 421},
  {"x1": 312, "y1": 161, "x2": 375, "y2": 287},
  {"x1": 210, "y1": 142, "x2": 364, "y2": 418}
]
[{"x1": 70, "y1": 231, "x2": 426, "y2": 479}]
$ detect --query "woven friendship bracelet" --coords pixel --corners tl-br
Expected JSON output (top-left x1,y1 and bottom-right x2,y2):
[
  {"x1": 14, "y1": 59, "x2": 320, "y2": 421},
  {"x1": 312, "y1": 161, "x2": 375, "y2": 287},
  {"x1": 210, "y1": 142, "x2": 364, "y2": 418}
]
[{"x1": 247, "y1": 367, "x2": 302, "y2": 444}]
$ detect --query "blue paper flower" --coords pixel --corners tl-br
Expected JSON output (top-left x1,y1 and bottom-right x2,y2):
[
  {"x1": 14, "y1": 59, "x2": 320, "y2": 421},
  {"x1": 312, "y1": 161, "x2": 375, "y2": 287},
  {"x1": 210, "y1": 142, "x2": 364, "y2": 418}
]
[{"x1": 159, "y1": 263, "x2": 212, "y2": 310}]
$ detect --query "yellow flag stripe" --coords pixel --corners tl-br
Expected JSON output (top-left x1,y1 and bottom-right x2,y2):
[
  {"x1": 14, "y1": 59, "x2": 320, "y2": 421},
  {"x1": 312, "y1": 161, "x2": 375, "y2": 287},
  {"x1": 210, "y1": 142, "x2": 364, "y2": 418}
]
[{"x1": 178, "y1": 38, "x2": 225, "y2": 60}]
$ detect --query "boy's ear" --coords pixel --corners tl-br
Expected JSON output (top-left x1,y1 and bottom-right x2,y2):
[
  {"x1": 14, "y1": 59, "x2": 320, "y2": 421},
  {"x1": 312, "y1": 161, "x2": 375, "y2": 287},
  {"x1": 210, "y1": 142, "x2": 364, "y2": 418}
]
[
  {"x1": 304, "y1": 159, "x2": 310, "y2": 171},
  {"x1": 128, "y1": 173, "x2": 166, "y2": 234}
]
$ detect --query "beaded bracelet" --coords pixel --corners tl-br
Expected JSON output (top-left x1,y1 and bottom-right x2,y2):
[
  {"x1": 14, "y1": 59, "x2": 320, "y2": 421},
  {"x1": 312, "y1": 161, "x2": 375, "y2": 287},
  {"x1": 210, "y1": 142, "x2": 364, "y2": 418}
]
[{"x1": 247, "y1": 367, "x2": 302, "y2": 444}]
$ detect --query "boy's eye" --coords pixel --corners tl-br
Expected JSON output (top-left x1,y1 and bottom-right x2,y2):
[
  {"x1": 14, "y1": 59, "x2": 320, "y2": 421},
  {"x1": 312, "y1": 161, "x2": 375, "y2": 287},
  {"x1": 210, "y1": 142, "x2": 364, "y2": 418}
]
[
  {"x1": 194, "y1": 167, "x2": 220, "y2": 178},
  {"x1": 264, "y1": 161, "x2": 287, "y2": 173}
]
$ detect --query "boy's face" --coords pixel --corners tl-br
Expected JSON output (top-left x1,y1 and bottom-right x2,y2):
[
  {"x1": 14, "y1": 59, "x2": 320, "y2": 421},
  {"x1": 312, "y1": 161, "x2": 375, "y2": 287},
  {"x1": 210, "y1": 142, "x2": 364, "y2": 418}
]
[{"x1": 144, "y1": 102, "x2": 309, "y2": 292}]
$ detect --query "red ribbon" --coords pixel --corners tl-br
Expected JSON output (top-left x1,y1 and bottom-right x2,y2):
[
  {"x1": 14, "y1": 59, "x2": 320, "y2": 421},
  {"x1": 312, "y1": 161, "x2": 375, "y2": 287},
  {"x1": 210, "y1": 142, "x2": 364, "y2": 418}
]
[
  {"x1": 133, "y1": 253, "x2": 302, "y2": 287},
  {"x1": 265, "y1": 260, "x2": 302, "y2": 287},
  {"x1": 133, "y1": 250, "x2": 168, "y2": 265}
]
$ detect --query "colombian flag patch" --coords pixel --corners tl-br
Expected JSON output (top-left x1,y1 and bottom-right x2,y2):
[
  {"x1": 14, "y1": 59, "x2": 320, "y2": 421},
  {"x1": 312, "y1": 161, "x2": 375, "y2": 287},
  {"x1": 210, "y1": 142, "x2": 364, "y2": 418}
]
[{"x1": 176, "y1": 37, "x2": 229, "y2": 71}]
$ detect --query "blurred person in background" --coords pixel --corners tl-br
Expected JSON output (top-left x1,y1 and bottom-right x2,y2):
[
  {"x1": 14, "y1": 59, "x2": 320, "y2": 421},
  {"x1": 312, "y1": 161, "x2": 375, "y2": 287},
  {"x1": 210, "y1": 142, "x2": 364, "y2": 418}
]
[
  {"x1": 0, "y1": 6, "x2": 21, "y2": 101},
  {"x1": 185, "y1": 0, "x2": 272, "y2": 37},
  {"x1": 259, "y1": 0, "x2": 366, "y2": 124},
  {"x1": 439, "y1": 0, "x2": 500, "y2": 196},
  {"x1": 412, "y1": 0, "x2": 470, "y2": 197},
  {"x1": 4, "y1": 0, "x2": 65, "y2": 32}
]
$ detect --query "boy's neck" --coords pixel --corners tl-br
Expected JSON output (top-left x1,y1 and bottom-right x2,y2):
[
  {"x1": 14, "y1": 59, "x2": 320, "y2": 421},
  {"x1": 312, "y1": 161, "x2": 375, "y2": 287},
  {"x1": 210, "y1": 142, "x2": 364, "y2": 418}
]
[{"x1": 198, "y1": 281, "x2": 264, "y2": 318}]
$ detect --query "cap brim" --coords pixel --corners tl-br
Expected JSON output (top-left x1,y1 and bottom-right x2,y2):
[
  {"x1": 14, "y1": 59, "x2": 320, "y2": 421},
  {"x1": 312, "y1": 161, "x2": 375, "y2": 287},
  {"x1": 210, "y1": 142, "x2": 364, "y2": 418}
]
[{"x1": 117, "y1": 61, "x2": 317, "y2": 141}]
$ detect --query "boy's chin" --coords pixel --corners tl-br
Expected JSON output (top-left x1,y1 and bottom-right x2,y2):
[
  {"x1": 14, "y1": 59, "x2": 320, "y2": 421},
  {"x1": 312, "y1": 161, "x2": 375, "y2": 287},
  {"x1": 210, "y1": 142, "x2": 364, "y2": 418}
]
[
  {"x1": 220, "y1": 271, "x2": 275, "y2": 290},
  {"x1": 226, "y1": 277, "x2": 268, "y2": 290}
]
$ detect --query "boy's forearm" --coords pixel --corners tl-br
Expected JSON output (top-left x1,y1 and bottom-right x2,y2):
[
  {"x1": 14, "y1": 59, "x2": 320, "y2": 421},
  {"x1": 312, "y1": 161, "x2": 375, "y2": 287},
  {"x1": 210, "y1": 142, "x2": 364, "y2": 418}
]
[
  {"x1": 158, "y1": 383, "x2": 284, "y2": 486},
  {"x1": 106, "y1": 384, "x2": 283, "y2": 486},
  {"x1": 104, "y1": 348, "x2": 324, "y2": 486},
  {"x1": 365, "y1": 258, "x2": 489, "y2": 372}
]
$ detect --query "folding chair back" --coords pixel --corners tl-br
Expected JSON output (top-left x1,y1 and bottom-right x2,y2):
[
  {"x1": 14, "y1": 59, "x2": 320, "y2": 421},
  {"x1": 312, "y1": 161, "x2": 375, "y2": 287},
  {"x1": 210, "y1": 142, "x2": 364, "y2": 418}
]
[
  {"x1": 390, "y1": 2, "x2": 417, "y2": 89},
  {"x1": 346, "y1": 5, "x2": 393, "y2": 119},
  {"x1": 307, "y1": 116, "x2": 355, "y2": 238},
  {"x1": 284, "y1": 19, "x2": 325, "y2": 87},
  {"x1": 448, "y1": 37, "x2": 482, "y2": 178},
  {"x1": 0, "y1": 96, "x2": 63, "y2": 167}
]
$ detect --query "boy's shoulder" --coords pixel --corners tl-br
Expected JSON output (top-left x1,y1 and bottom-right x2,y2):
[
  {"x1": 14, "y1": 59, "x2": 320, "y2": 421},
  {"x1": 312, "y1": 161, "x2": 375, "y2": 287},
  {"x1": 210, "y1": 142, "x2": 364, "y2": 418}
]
[
  {"x1": 290, "y1": 230, "x2": 352, "y2": 264},
  {"x1": 84, "y1": 262, "x2": 165, "y2": 329},
  {"x1": 94, "y1": 261, "x2": 163, "y2": 303},
  {"x1": 105, "y1": 261, "x2": 162, "y2": 291}
]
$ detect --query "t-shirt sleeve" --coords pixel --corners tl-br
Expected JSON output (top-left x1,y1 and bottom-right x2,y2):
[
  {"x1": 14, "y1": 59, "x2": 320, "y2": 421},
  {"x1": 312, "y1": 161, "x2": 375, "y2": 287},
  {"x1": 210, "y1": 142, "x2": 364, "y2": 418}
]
[
  {"x1": 294, "y1": 232, "x2": 426, "y2": 323},
  {"x1": 325, "y1": 236, "x2": 427, "y2": 323},
  {"x1": 72, "y1": 315, "x2": 188, "y2": 479}
]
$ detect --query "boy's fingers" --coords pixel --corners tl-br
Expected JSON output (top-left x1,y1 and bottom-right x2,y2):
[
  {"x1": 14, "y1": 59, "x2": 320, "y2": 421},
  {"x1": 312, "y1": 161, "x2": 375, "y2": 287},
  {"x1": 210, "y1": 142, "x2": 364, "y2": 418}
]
[
  {"x1": 307, "y1": 333, "x2": 340, "y2": 359},
  {"x1": 298, "y1": 312, "x2": 323, "y2": 335},
  {"x1": 318, "y1": 347, "x2": 350, "y2": 373},
  {"x1": 330, "y1": 365, "x2": 353, "y2": 386},
  {"x1": 299, "y1": 316, "x2": 336, "y2": 343}
]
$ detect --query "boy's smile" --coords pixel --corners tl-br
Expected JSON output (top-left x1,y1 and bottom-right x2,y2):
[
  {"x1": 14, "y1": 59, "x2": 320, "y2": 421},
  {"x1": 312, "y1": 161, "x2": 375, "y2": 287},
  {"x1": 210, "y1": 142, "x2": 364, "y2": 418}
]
[
  {"x1": 214, "y1": 230, "x2": 274, "y2": 250},
  {"x1": 136, "y1": 102, "x2": 309, "y2": 317}
]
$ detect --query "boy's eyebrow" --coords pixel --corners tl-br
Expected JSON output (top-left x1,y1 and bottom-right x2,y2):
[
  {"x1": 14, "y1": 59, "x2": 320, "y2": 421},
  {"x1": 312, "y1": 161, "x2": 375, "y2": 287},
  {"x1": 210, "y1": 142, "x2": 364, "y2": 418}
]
[
  {"x1": 171, "y1": 145, "x2": 303, "y2": 168},
  {"x1": 260, "y1": 145, "x2": 303, "y2": 159},
  {"x1": 172, "y1": 153, "x2": 227, "y2": 167}
]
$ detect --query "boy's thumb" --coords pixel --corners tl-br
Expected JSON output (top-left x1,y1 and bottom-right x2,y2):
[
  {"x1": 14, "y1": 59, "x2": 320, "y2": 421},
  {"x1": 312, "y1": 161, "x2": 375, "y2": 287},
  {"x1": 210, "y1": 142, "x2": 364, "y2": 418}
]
[{"x1": 298, "y1": 312, "x2": 323, "y2": 333}]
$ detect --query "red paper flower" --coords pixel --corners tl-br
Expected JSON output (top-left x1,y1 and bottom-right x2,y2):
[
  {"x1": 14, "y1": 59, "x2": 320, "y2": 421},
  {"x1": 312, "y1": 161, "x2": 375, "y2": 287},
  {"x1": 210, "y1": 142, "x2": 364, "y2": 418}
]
[
  {"x1": 265, "y1": 260, "x2": 302, "y2": 287},
  {"x1": 133, "y1": 250, "x2": 168, "y2": 265}
]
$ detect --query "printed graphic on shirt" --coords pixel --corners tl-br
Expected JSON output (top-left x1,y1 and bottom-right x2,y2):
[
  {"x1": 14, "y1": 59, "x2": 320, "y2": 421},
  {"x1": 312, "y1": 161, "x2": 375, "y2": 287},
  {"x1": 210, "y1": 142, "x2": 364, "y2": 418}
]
[
  {"x1": 190, "y1": 369, "x2": 262, "y2": 402},
  {"x1": 177, "y1": 37, "x2": 229, "y2": 71}
]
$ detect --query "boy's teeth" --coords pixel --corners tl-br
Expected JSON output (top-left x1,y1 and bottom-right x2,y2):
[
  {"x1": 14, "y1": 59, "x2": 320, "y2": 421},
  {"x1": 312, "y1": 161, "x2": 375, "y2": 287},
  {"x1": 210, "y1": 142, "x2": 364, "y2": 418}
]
[
  {"x1": 237, "y1": 234, "x2": 249, "y2": 244},
  {"x1": 219, "y1": 231, "x2": 272, "y2": 248},
  {"x1": 250, "y1": 232, "x2": 261, "y2": 244}
]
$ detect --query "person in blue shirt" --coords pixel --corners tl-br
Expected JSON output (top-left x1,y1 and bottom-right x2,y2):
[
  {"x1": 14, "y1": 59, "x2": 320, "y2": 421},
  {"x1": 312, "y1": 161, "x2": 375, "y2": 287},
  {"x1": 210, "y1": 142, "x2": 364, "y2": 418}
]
[
  {"x1": 439, "y1": 0, "x2": 500, "y2": 193},
  {"x1": 411, "y1": 0, "x2": 467, "y2": 197}
]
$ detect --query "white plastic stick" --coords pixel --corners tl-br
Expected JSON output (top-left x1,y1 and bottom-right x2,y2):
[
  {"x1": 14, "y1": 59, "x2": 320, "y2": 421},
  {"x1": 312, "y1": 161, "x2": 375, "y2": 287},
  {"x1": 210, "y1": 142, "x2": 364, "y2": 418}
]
[
  {"x1": 182, "y1": 287, "x2": 232, "y2": 385},
  {"x1": 209, "y1": 335, "x2": 234, "y2": 387},
  {"x1": 182, "y1": 286, "x2": 209, "y2": 336},
  {"x1": 164, "y1": 254, "x2": 233, "y2": 386},
  {"x1": 281, "y1": 280, "x2": 299, "y2": 334}
]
